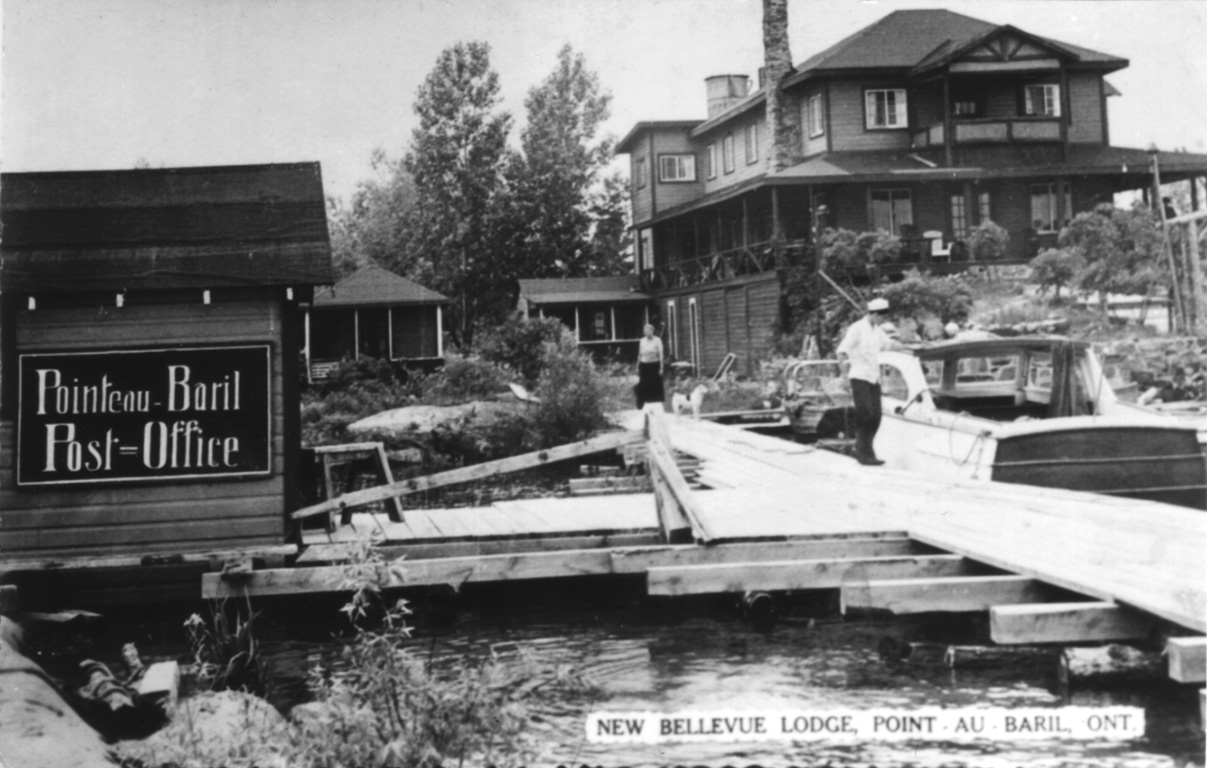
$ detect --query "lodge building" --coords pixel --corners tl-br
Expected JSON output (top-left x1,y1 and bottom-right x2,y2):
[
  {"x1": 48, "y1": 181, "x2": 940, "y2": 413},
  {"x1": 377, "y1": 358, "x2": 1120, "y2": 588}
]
[{"x1": 617, "y1": 9, "x2": 1207, "y2": 377}]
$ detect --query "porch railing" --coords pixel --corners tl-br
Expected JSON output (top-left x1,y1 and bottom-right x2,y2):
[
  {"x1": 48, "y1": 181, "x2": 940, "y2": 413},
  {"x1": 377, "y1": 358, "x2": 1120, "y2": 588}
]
[
  {"x1": 911, "y1": 117, "x2": 1061, "y2": 149},
  {"x1": 640, "y1": 239, "x2": 810, "y2": 291}
]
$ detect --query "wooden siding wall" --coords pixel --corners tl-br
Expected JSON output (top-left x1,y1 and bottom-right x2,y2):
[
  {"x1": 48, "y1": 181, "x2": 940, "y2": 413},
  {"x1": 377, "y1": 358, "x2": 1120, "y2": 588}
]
[
  {"x1": 1067, "y1": 73, "x2": 1104, "y2": 144},
  {"x1": 701, "y1": 115, "x2": 769, "y2": 196},
  {"x1": 828, "y1": 80, "x2": 912, "y2": 152},
  {"x1": 800, "y1": 86, "x2": 828, "y2": 157},
  {"x1": 0, "y1": 300, "x2": 287, "y2": 560},
  {"x1": 391, "y1": 306, "x2": 439, "y2": 359},
  {"x1": 630, "y1": 141, "x2": 654, "y2": 224},
  {"x1": 913, "y1": 81, "x2": 945, "y2": 129},
  {"x1": 660, "y1": 274, "x2": 779, "y2": 377}
]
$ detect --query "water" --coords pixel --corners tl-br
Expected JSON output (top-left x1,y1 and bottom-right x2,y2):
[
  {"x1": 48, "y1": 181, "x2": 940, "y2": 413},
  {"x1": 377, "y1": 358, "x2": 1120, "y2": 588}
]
[{"x1": 236, "y1": 582, "x2": 1204, "y2": 768}]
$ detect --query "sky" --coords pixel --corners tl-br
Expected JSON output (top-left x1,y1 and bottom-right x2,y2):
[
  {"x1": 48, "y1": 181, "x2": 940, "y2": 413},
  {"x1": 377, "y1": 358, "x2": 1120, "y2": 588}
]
[{"x1": 3, "y1": 0, "x2": 1206, "y2": 202}]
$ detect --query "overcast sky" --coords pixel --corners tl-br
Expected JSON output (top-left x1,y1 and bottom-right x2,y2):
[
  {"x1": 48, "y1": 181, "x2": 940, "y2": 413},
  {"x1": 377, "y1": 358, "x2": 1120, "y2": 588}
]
[{"x1": 3, "y1": 0, "x2": 1205, "y2": 201}]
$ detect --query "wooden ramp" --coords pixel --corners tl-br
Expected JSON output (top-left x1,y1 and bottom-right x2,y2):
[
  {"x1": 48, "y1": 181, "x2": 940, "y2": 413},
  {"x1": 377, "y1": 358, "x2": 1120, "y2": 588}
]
[{"x1": 657, "y1": 414, "x2": 1206, "y2": 634}]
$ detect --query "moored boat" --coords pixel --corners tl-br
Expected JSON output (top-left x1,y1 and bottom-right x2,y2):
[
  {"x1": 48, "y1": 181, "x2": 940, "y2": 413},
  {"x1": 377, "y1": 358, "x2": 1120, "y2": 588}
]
[{"x1": 874, "y1": 337, "x2": 1206, "y2": 509}]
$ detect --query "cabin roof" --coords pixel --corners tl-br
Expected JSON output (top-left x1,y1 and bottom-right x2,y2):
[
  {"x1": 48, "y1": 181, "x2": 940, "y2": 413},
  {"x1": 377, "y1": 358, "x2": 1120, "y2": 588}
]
[
  {"x1": 0, "y1": 163, "x2": 334, "y2": 294},
  {"x1": 518, "y1": 276, "x2": 651, "y2": 304},
  {"x1": 311, "y1": 264, "x2": 447, "y2": 308}
]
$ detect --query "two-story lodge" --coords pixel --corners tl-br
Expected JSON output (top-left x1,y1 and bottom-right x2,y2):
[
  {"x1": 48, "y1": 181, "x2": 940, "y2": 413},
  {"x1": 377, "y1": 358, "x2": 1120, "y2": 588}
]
[{"x1": 617, "y1": 8, "x2": 1207, "y2": 377}]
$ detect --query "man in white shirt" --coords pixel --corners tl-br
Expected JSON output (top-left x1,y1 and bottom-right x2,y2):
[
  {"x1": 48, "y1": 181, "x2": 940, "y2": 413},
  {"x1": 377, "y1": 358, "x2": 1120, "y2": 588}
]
[{"x1": 836, "y1": 297, "x2": 897, "y2": 466}]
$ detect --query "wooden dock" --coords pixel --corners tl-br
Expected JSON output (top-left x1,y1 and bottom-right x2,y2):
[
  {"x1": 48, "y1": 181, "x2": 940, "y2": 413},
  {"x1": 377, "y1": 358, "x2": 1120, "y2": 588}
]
[{"x1": 205, "y1": 411, "x2": 1206, "y2": 684}]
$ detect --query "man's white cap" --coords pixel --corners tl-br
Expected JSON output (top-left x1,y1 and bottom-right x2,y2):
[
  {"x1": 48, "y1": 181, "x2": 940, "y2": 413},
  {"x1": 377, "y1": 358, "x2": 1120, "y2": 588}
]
[
  {"x1": 945, "y1": 322, "x2": 960, "y2": 336},
  {"x1": 867, "y1": 297, "x2": 890, "y2": 313}
]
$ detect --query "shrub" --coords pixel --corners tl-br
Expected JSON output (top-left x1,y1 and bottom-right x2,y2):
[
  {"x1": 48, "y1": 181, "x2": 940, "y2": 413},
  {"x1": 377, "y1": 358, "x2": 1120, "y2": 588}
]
[
  {"x1": 966, "y1": 219, "x2": 1010, "y2": 262},
  {"x1": 819, "y1": 228, "x2": 901, "y2": 272},
  {"x1": 1062, "y1": 204, "x2": 1167, "y2": 310},
  {"x1": 1029, "y1": 247, "x2": 1085, "y2": 301},
  {"x1": 185, "y1": 597, "x2": 269, "y2": 697},
  {"x1": 478, "y1": 315, "x2": 570, "y2": 384},
  {"x1": 419, "y1": 353, "x2": 510, "y2": 404},
  {"x1": 881, "y1": 270, "x2": 974, "y2": 333},
  {"x1": 531, "y1": 343, "x2": 608, "y2": 448}
]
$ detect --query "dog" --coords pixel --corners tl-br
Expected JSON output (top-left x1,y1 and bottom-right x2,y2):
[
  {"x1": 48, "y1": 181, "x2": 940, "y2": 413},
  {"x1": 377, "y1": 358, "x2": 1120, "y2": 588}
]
[{"x1": 672, "y1": 384, "x2": 709, "y2": 419}]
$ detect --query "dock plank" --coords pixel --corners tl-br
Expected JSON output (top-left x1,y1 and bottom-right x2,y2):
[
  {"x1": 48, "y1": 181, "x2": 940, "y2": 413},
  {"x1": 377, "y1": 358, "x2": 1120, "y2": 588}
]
[{"x1": 646, "y1": 555, "x2": 973, "y2": 596}]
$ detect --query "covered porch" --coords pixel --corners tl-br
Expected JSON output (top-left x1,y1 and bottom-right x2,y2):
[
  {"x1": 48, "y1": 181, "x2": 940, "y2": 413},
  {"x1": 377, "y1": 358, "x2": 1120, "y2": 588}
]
[{"x1": 517, "y1": 277, "x2": 654, "y2": 362}]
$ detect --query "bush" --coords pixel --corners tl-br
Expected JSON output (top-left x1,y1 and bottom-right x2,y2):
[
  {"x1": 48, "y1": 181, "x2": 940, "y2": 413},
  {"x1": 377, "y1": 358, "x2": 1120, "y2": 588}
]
[
  {"x1": 819, "y1": 228, "x2": 901, "y2": 272},
  {"x1": 881, "y1": 270, "x2": 974, "y2": 335},
  {"x1": 478, "y1": 315, "x2": 570, "y2": 384},
  {"x1": 1029, "y1": 247, "x2": 1084, "y2": 301},
  {"x1": 419, "y1": 353, "x2": 510, "y2": 404},
  {"x1": 531, "y1": 343, "x2": 608, "y2": 448},
  {"x1": 185, "y1": 598, "x2": 269, "y2": 697},
  {"x1": 966, "y1": 219, "x2": 1010, "y2": 262}
]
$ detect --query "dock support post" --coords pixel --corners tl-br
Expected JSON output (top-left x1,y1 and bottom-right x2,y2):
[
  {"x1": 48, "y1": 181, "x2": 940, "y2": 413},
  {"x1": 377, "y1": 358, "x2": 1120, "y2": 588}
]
[{"x1": 742, "y1": 591, "x2": 776, "y2": 631}]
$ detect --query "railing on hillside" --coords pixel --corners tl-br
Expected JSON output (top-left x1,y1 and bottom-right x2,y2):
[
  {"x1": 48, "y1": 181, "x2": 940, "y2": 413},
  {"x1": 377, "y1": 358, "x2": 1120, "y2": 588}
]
[{"x1": 640, "y1": 239, "x2": 810, "y2": 291}]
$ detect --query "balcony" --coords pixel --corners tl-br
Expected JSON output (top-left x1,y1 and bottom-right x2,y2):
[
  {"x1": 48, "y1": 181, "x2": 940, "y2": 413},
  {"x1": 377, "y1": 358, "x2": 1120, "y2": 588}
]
[
  {"x1": 640, "y1": 239, "x2": 809, "y2": 292},
  {"x1": 911, "y1": 117, "x2": 1062, "y2": 149}
]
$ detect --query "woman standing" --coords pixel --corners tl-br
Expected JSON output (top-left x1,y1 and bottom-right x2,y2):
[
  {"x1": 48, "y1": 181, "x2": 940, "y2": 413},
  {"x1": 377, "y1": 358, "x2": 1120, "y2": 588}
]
[{"x1": 635, "y1": 323, "x2": 665, "y2": 410}]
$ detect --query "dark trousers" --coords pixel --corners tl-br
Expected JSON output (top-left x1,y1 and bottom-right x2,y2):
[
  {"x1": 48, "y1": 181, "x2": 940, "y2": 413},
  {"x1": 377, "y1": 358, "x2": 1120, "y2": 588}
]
[{"x1": 849, "y1": 378, "x2": 882, "y2": 460}]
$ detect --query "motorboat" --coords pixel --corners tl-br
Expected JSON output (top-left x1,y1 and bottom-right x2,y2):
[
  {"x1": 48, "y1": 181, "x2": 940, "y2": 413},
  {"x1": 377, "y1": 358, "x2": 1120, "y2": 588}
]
[
  {"x1": 875, "y1": 336, "x2": 1206, "y2": 509},
  {"x1": 781, "y1": 360, "x2": 854, "y2": 441}
]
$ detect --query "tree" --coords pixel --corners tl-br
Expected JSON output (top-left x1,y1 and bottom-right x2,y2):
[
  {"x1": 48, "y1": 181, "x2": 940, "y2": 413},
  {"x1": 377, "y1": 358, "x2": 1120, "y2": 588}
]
[
  {"x1": 405, "y1": 42, "x2": 514, "y2": 348},
  {"x1": 1029, "y1": 247, "x2": 1084, "y2": 302},
  {"x1": 507, "y1": 45, "x2": 624, "y2": 279},
  {"x1": 327, "y1": 150, "x2": 421, "y2": 280},
  {"x1": 1061, "y1": 204, "x2": 1167, "y2": 313}
]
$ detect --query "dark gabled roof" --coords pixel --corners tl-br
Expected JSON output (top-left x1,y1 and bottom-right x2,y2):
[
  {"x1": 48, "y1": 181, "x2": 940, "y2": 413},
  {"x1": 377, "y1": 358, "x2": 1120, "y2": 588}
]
[
  {"x1": 312, "y1": 264, "x2": 447, "y2": 307},
  {"x1": 784, "y1": 9, "x2": 1126, "y2": 88},
  {"x1": 615, "y1": 121, "x2": 704, "y2": 154},
  {"x1": 518, "y1": 275, "x2": 650, "y2": 304},
  {"x1": 0, "y1": 163, "x2": 334, "y2": 293}
]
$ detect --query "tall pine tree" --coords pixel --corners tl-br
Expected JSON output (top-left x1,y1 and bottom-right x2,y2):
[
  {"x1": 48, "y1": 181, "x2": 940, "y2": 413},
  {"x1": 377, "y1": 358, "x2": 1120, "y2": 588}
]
[{"x1": 405, "y1": 42, "x2": 513, "y2": 347}]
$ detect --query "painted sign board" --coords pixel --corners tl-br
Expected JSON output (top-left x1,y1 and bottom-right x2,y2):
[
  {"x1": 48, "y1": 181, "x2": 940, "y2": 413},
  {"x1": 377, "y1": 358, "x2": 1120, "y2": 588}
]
[{"x1": 17, "y1": 346, "x2": 271, "y2": 486}]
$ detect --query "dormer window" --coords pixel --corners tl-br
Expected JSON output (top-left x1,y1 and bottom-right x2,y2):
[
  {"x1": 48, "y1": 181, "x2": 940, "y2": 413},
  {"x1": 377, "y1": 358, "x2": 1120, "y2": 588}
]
[
  {"x1": 635, "y1": 157, "x2": 649, "y2": 189},
  {"x1": 807, "y1": 93, "x2": 825, "y2": 137},
  {"x1": 744, "y1": 125, "x2": 759, "y2": 165},
  {"x1": 1024, "y1": 84, "x2": 1061, "y2": 117},
  {"x1": 865, "y1": 89, "x2": 908, "y2": 129},
  {"x1": 706, "y1": 144, "x2": 718, "y2": 180},
  {"x1": 723, "y1": 133, "x2": 736, "y2": 173},
  {"x1": 659, "y1": 154, "x2": 697, "y2": 183}
]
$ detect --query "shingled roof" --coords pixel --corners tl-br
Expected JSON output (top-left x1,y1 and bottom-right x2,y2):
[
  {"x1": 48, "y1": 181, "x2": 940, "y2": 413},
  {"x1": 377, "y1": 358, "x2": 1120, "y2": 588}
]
[
  {"x1": 312, "y1": 264, "x2": 448, "y2": 308},
  {"x1": 0, "y1": 163, "x2": 334, "y2": 293},
  {"x1": 785, "y1": 9, "x2": 1126, "y2": 84},
  {"x1": 518, "y1": 276, "x2": 650, "y2": 305}
]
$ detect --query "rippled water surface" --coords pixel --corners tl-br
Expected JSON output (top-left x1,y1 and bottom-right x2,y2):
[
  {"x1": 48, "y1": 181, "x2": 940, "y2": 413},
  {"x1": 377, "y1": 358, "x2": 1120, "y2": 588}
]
[{"x1": 249, "y1": 583, "x2": 1204, "y2": 768}]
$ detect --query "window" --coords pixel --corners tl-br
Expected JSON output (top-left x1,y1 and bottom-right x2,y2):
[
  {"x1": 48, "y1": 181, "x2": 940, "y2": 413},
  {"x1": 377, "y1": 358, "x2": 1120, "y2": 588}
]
[
  {"x1": 953, "y1": 100, "x2": 978, "y2": 117},
  {"x1": 870, "y1": 189, "x2": 913, "y2": 235},
  {"x1": 1030, "y1": 181, "x2": 1072, "y2": 233},
  {"x1": 808, "y1": 92, "x2": 825, "y2": 137},
  {"x1": 658, "y1": 154, "x2": 697, "y2": 182},
  {"x1": 977, "y1": 191, "x2": 992, "y2": 224},
  {"x1": 635, "y1": 157, "x2": 649, "y2": 188},
  {"x1": 744, "y1": 124, "x2": 759, "y2": 165},
  {"x1": 706, "y1": 144, "x2": 717, "y2": 179},
  {"x1": 1024, "y1": 84, "x2": 1061, "y2": 117},
  {"x1": 723, "y1": 133, "x2": 735, "y2": 173},
  {"x1": 950, "y1": 194, "x2": 969, "y2": 238},
  {"x1": 865, "y1": 89, "x2": 908, "y2": 129}
]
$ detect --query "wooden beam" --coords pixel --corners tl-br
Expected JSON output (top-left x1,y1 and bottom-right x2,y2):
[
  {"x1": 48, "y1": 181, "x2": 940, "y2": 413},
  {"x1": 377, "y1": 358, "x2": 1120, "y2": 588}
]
[
  {"x1": 841, "y1": 575, "x2": 1050, "y2": 615},
  {"x1": 1167, "y1": 637, "x2": 1207, "y2": 683},
  {"x1": 296, "y1": 533, "x2": 664, "y2": 565},
  {"x1": 647, "y1": 554, "x2": 971, "y2": 596},
  {"x1": 990, "y1": 602, "x2": 1155, "y2": 644},
  {"x1": 646, "y1": 410, "x2": 710, "y2": 542},
  {"x1": 292, "y1": 430, "x2": 642, "y2": 521},
  {"x1": 0, "y1": 545, "x2": 297, "y2": 575},
  {"x1": 609, "y1": 537, "x2": 924, "y2": 573},
  {"x1": 203, "y1": 547, "x2": 628, "y2": 599}
]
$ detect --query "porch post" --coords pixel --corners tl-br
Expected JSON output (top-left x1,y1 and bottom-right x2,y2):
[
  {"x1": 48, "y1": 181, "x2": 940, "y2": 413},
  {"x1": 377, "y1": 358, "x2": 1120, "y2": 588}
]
[
  {"x1": 611, "y1": 305, "x2": 617, "y2": 340},
  {"x1": 436, "y1": 305, "x2": 444, "y2": 358},
  {"x1": 575, "y1": 306, "x2": 581, "y2": 342},
  {"x1": 942, "y1": 70, "x2": 954, "y2": 167},
  {"x1": 354, "y1": 310, "x2": 360, "y2": 360},
  {"x1": 303, "y1": 310, "x2": 311, "y2": 379},
  {"x1": 742, "y1": 196, "x2": 749, "y2": 247},
  {"x1": 387, "y1": 308, "x2": 395, "y2": 360},
  {"x1": 1192, "y1": 176, "x2": 1201, "y2": 212},
  {"x1": 963, "y1": 181, "x2": 975, "y2": 252},
  {"x1": 1058, "y1": 66, "x2": 1070, "y2": 163}
]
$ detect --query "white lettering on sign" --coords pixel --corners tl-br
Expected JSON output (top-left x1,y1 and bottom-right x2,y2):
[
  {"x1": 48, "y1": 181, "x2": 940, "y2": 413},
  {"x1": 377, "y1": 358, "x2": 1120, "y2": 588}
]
[{"x1": 585, "y1": 707, "x2": 1145, "y2": 744}]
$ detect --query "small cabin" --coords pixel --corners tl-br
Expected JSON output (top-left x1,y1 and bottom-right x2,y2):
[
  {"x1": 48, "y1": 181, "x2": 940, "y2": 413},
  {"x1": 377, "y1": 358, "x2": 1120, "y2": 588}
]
[
  {"x1": 517, "y1": 276, "x2": 653, "y2": 362},
  {"x1": 0, "y1": 164, "x2": 333, "y2": 565},
  {"x1": 302, "y1": 264, "x2": 447, "y2": 381}
]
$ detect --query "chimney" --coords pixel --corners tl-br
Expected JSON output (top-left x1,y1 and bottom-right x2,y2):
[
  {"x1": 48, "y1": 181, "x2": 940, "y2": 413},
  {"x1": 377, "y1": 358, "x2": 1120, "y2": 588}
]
[
  {"x1": 763, "y1": 0, "x2": 798, "y2": 172},
  {"x1": 705, "y1": 74, "x2": 751, "y2": 118}
]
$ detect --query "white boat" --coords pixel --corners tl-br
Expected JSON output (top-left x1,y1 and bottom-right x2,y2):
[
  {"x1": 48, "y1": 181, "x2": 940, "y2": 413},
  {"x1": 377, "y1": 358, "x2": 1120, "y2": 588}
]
[{"x1": 875, "y1": 336, "x2": 1206, "y2": 509}]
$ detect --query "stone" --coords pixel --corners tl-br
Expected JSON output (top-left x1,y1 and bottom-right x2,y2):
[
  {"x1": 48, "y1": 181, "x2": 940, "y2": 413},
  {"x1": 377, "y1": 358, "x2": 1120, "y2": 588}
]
[
  {"x1": 119, "y1": 690, "x2": 290, "y2": 767},
  {"x1": 348, "y1": 400, "x2": 526, "y2": 436}
]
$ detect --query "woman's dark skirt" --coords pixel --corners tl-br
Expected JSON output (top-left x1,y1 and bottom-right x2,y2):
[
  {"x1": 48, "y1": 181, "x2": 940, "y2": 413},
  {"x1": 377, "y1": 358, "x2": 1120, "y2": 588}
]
[{"x1": 635, "y1": 362, "x2": 665, "y2": 408}]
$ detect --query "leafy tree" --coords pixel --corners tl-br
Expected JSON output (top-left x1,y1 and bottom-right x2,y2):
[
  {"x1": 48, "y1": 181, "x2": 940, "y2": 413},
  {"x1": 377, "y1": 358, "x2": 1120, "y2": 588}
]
[
  {"x1": 966, "y1": 219, "x2": 1009, "y2": 262},
  {"x1": 881, "y1": 270, "x2": 974, "y2": 337},
  {"x1": 817, "y1": 228, "x2": 901, "y2": 272},
  {"x1": 1061, "y1": 204, "x2": 1167, "y2": 313},
  {"x1": 506, "y1": 45, "x2": 624, "y2": 279},
  {"x1": 405, "y1": 42, "x2": 514, "y2": 348},
  {"x1": 327, "y1": 150, "x2": 420, "y2": 279},
  {"x1": 1029, "y1": 247, "x2": 1084, "y2": 302}
]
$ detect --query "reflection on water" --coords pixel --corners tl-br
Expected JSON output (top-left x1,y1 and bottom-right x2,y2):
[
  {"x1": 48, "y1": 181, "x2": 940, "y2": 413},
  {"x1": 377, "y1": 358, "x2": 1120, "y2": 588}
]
[{"x1": 252, "y1": 588, "x2": 1204, "y2": 768}]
